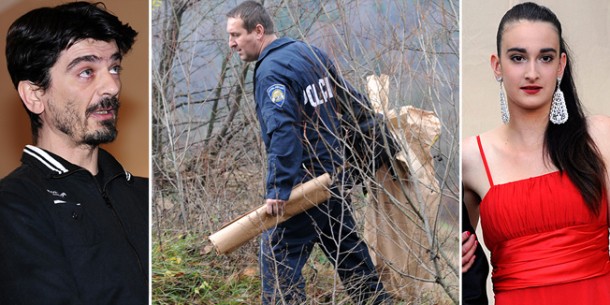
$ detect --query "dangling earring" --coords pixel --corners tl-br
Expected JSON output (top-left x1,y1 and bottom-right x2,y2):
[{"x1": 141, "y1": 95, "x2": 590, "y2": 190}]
[
  {"x1": 498, "y1": 77, "x2": 509, "y2": 124},
  {"x1": 550, "y1": 77, "x2": 568, "y2": 124}
]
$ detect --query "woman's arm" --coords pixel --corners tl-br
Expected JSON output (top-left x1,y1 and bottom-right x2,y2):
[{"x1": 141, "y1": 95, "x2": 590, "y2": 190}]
[
  {"x1": 462, "y1": 135, "x2": 485, "y2": 229},
  {"x1": 587, "y1": 115, "x2": 610, "y2": 224}
]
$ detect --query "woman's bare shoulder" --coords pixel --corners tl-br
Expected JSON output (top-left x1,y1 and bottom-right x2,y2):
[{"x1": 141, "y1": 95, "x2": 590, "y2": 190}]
[
  {"x1": 587, "y1": 115, "x2": 610, "y2": 142},
  {"x1": 461, "y1": 135, "x2": 478, "y2": 160},
  {"x1": 462, "y1": 128, "x2": 502, "y2": 192},
  {"x1": 587, "y1": 115, "x2": 610, "y2": 155},
  {"x1": 462, "y1": 131, "x2": 492, "y2": 187},
  {"x1": 462, "y1": 130, "x2": 497, "y2": 168},
  {"x1": 587, "y1": 114, "x2": 610, "y2": 129}
]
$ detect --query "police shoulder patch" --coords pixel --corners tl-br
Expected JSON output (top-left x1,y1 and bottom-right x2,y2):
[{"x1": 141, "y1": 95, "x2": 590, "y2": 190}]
[{"x1": 267, "y1": 84, "x2": 286, "y2": 107}]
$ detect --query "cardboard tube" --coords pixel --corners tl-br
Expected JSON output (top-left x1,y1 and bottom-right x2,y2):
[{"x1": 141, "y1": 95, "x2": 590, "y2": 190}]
[{"x1": 208, "y1": 173, "x2": 332, "y2": 254}]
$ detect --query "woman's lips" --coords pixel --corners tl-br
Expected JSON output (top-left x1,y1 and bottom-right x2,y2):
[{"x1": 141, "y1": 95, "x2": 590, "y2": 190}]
[{"x1": 521, "y1": 86, "x2": 542, "y2": 94}]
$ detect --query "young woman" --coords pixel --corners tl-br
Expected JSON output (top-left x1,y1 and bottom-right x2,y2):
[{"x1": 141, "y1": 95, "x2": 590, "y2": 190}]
[{"x1": 462, "y1": 2, "x2": 610, "y2": 304}]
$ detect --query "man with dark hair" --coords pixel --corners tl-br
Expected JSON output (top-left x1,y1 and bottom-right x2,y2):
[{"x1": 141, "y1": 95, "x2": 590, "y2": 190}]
[
  {"x1": 0, "y1": 2, "x2": 148, "y2": 304},
  {"x1": 227, "y1": 1, "x2": 391, "y2": 304}
]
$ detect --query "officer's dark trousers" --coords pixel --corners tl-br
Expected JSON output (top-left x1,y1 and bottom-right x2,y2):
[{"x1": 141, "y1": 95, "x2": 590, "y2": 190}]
[{"x1": 260, "y1": 187, "x2": 391, "y2": 304}]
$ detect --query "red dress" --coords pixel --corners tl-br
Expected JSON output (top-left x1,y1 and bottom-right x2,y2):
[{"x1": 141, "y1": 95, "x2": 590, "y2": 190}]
[{"x1": 477, "y1": 136, "x2": 610, "y2": 304}]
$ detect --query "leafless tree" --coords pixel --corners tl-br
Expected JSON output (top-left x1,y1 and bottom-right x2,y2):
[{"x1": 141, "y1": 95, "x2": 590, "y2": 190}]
[{"x1": 152, "y1": 0, "x2": 458, "y2": 303}]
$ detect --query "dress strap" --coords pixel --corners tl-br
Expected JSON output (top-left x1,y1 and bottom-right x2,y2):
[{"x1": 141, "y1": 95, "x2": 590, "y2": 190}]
[{"x1": 476, "y1": 135, "x2": 494, "y2": 187}]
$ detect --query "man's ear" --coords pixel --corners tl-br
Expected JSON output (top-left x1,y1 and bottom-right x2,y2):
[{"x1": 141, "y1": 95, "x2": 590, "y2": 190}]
[
  {"x1": 17, "y1": 81, "x2": 44, "y2": 114},
  {"x1": 255, "y1": 23, "x2": 265, "y2": 39}
]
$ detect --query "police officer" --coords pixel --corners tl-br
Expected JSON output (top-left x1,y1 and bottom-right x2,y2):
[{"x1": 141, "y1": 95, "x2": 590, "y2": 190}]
[{"x1": 226, "y1": 1, "x2": 391, "y2": 304}]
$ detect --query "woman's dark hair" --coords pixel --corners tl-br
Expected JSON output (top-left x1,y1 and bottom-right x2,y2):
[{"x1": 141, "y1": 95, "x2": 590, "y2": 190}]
[
  {"x1": 497, "y1": 2, "x2": 606, "y2": 215},
  {"x1": 226, "y1": 0, "x2": 275, "y2": 34},
  {"x1": 5, "y1": 1, "x2": 137, "y2": 141}
]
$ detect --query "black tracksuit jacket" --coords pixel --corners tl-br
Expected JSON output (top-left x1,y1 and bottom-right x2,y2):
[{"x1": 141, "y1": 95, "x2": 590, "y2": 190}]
[{"x1": 0, "y1": 145, "x2": 148, "y2": 305}]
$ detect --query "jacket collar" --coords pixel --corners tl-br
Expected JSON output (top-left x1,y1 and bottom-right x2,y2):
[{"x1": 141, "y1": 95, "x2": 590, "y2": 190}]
[
  {"x1": 256, "y1": 37, "x2": 296, "y2": 67},
  {"x1": 21, "y1": 145, "x2": 131, "y2": 182}
]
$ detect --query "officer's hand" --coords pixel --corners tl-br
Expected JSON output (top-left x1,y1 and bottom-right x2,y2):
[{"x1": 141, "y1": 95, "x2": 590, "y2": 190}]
[{"x1": 265, "y1": 199, "x2": 286, "y2": 216}]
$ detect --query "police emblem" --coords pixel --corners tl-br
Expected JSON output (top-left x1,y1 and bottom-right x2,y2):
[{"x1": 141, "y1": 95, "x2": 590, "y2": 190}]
[{"x1": 267, "y1": 84, "x2": 286, "y2": 107}]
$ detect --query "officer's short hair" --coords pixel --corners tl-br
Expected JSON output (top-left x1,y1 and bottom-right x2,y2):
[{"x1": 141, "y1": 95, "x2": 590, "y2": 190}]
[{"x1": 227, "y1": 1, "x2": 275, "y2": 35}]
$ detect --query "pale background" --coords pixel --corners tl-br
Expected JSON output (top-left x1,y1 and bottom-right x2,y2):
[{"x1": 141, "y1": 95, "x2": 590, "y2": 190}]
[
  {"x1": 462, "y1": 0, "x2": 610, "y2": 303},
  {"x1": 0, "y1": 0, "x2": 149, "y2": 178}
]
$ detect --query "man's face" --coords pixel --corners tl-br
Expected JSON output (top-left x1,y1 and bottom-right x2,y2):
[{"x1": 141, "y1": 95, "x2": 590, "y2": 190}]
[
  {"x1": 40, "y1": 38, "x2": 122, "y2": 146},
  {"x1": 227, "y1": 17, "x2": 261, "y2": 62}
]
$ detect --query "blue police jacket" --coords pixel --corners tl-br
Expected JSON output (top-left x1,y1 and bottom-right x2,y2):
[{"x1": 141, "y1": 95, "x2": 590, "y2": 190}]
[{"x1": 254, "y1": 37, "x2": 369, "y2": 201}]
